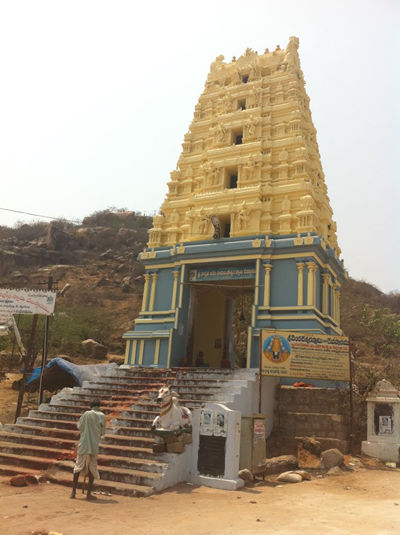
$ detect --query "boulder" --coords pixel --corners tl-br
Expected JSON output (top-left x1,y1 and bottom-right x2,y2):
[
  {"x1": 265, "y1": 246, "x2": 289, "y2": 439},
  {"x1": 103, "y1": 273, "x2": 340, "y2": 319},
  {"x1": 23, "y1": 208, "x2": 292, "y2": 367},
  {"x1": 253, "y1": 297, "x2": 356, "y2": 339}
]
[
  {"x1": 301, "y1": 436, "x2": 322, "y2": 456},
  {"x1": 264, "y1": 454, "x2": 298, "y2": 475},
  {"x1": 297, "y1": 444, "x2": 323, "y2": 469},
  {"x1": 292, "y1": 470, "x2": 312, "y2": 481},
  {"x1": 327, "y1": 466, "x2": 344, "y2": 476},
  {"x1": 121, "y1": 276, "x2": 133, "y2": 292},
  {"x1": 81, "y1": 339, "x2": 108, "y2": 360},
  {"x1": 343, "y1": 456, "x2": 363, "y2": 472},
  {"x1": 321, "y1": 448, "x2": 344, "y2": 470},
  {"x1": 239, "y1": 469, "x2": 254, "y2": 482},
  {"x1": 10, "y1": 475, "x2": 29, "y2": 487},
  {"x1": 277, "y1": 471, "x2": 303, "y2": 483},
  {"x1": 109, "y1": 356, "x2": 124, "y2": 366},
  {"x1": 47, "y1": 221, "x2": 69, "y2": 251}
]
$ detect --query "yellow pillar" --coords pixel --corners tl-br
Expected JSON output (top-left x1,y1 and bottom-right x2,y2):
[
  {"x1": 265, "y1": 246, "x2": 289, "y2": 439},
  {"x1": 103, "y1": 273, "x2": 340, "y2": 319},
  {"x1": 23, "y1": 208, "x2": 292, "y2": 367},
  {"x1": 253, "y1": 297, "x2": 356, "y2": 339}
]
[
  {"x1": 124, "y1": 340, "x2": 131, "y2": 365},
  {"x1": 154, "y1": 339, "x2": 161, "y2": 365},
  {"x1": 131, "y1": 340, "x2": 137, "y2": 365},
  {"x1": 141, "y1": 274, "x2": 151, "y2": 312},
  {"x1": 306, "y1": 262, "x2": 317, "y2": 306},
  {"x1": 335, "y1": 287, "x2": 341, "y2": 324},
  {"x1": 296, "y1": 262, "x2": 304, "y2": 306},
  {"x1": 322, "y1": 273, "x2": 330, "y2": 315},
  {"x1": 149, "y1": 273, "x2": 159, "y2": 312},
  {"x1": 263, "y1": 263, "x2": 273, "y2": 307},
  {"x1": 171, "y1": 270, "x2": 180, "y2": 310},
  {"x1": 138, "y1": 340, "x2": 145, "y2": 365}
]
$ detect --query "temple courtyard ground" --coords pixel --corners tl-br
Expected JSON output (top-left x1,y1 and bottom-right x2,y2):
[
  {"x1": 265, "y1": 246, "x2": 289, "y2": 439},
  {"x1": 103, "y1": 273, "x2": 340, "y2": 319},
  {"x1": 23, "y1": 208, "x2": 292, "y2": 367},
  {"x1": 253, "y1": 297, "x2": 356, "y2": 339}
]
[{"x1": 0, "y1": 469, "x2": 399, "y2": 535}]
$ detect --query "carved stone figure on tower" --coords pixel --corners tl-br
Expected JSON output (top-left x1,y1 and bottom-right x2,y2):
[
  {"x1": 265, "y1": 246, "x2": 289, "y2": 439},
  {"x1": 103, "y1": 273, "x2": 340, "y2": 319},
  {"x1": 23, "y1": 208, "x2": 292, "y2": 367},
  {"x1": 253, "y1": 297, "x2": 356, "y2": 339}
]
[
  {"x1": 246, "y1": 116, "x2": 259, "y2": 138},
  {"x1": 170, "y1": 209, "x2": 179, "y2": 225},
  {"x1": 207, "y1": 55, "x2": 226, "y2": 86},
  {"x1": 198, "y1": 209, "x2": 210, "y2": 234},
  {"x1": 222, "y1": 93, "x2": 233, "y2": 113},
  {"x1": 237, "y1": 202, "x2": 250, "y2": 231}
]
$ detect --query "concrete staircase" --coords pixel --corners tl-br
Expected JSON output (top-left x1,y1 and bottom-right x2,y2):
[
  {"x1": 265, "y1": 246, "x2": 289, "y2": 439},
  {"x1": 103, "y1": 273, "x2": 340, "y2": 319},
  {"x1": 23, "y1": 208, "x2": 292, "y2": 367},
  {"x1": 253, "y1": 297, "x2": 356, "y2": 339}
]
[
  {"x1": 266, "y1": 385, "x2": 351, "y2": 456},
  {"x1": 0, "y1": 367, "x2": 255, "y2": 497}
]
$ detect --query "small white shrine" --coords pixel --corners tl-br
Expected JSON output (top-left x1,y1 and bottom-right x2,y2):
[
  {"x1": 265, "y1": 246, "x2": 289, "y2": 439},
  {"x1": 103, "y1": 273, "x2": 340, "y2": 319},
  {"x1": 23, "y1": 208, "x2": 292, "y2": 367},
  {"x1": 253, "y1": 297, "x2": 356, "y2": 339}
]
[{"x1": 362, "y1": 380, "x2": 400, "y2": 463}]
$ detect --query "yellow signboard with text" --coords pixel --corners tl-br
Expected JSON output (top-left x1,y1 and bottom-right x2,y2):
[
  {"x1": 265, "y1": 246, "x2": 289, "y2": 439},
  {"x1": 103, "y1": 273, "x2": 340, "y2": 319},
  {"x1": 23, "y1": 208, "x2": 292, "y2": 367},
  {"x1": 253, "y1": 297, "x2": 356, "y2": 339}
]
[{"x1": 260, "y1": 331, "x2": 350, "y2": 382}]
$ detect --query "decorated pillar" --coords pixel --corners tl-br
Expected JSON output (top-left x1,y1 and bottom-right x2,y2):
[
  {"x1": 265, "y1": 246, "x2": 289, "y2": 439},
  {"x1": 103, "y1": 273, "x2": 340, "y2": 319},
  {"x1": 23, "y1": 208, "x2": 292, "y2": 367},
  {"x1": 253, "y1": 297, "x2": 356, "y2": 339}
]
[
  {"x1": 296, "y1": 262, "x2": 304, "y2": 306},
  {"x1": 306, "y1": 261, "x2": 317, "y2": 307},
  {"x1": 149, "y1": 273, "x2": 159, "y2": 312},
  {"x1": 322, "y1": 273, "x2": 331, "y2": 315},
  {"x1": 263, "y1": 263, "x2": 273, "y2": 307},
  {"x1": 171, "y1": 270, "x2": 180, "y2": 310},
  {"x1": 141, "y1": 273, "x2": 151, "y2": 312}
]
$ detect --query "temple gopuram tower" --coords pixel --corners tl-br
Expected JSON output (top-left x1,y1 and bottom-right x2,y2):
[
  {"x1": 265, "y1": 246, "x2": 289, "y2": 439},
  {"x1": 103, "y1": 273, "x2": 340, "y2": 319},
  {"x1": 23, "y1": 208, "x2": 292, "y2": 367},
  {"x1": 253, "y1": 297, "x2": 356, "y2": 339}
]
[{"x1": 123, "y1": 37, "x2": 346, "y2": 369}]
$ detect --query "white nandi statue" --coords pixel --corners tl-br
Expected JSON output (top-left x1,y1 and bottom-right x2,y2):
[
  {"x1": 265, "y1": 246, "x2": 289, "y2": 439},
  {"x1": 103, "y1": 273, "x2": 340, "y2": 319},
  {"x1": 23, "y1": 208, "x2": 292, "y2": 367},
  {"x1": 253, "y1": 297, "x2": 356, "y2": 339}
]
[{"x1": 152, "y1": 385, "x2": 192, "y2": 431}]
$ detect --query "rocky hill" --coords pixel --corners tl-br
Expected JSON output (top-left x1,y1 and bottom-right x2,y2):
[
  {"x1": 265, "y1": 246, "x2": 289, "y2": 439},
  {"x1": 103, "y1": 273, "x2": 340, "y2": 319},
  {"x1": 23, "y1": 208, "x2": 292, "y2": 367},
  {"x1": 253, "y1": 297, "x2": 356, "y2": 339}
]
[{"x1": 0, "y1": 209, "x2": 153, "y2": 357}]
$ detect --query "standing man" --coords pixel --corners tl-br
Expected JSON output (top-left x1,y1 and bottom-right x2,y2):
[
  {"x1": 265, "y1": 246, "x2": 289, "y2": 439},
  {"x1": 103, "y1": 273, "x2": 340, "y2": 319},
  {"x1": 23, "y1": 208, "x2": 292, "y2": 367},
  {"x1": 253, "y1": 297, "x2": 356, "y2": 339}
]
[{"x1": 70, "y1": 400, "x2": 106, "y2": 500}]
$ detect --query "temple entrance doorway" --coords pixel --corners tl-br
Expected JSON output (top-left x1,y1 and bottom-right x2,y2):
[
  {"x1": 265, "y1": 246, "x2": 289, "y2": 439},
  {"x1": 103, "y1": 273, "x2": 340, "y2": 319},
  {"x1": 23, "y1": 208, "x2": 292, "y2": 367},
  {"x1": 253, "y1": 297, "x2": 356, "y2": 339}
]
[{"x1": 186, "y1": 278, "x2": 254, "y2": 369}]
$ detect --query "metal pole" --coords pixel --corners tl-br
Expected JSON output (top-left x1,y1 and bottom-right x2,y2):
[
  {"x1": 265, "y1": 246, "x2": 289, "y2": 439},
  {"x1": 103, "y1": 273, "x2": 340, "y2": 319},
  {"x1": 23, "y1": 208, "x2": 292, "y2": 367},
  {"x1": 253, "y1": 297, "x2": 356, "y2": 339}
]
[
  {"x1": 38, "y1": 276, "x2": 53, "y2": 405},
  {"x1": 348, "y1": 339, "x2": 355, "y2": 456},
  {"x1": 258, "y1": 330, "x2": 263, "y2": 413},
  {"x1": 15, "y1": 314, "x2": 38, "y2": 423}
]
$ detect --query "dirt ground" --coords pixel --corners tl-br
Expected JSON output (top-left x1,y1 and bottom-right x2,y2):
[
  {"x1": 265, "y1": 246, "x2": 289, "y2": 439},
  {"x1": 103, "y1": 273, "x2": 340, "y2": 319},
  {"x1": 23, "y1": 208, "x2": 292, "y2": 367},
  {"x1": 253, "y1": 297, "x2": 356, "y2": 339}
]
[{"x1": 0, "y1": 469, "x2": 399, "y2": 535}]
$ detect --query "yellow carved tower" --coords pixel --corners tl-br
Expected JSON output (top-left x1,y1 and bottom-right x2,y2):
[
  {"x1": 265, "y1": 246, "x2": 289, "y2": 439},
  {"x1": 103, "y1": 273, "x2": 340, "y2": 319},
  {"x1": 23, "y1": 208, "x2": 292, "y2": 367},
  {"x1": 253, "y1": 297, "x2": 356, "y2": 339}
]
[{"x1": 149, "y1": 37, "x2": 340, "y2": 256}]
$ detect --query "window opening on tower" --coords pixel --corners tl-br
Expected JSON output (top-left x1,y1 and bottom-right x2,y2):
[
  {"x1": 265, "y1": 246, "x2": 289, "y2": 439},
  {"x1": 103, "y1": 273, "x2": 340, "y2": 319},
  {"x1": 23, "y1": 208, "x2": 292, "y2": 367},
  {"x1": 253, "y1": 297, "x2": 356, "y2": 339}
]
[
  {"x1": 235, "y1": 134, "x2": 243, "y2": 145},
  {"x1": 230, "y1": 174, "x2": 238, "y2": 189},
  {"x1": 224, "y1": 223, "x2": 231, "y2": 238}
]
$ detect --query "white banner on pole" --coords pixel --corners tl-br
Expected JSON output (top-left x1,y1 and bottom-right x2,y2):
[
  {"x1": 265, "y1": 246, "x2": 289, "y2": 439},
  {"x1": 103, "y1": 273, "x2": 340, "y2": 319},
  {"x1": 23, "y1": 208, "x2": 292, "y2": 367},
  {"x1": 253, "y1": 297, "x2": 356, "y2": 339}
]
[{"x1": 0, "y1": 288, "x2": 57, "y2": 325}]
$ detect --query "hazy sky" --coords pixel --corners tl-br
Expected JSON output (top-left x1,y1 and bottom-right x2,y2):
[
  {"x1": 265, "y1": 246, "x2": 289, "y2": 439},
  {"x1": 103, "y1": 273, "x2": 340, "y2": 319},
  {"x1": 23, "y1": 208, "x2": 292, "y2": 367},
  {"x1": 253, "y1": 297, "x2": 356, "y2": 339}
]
[{"x1": 0, "y1": 0, "x2": 399, "y2": 293}]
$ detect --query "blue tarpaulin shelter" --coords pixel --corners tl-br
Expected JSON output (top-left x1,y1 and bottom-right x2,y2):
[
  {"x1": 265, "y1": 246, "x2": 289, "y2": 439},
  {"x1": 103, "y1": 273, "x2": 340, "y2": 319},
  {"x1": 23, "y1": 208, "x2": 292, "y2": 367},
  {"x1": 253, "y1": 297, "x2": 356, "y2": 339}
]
[{"x1": 24, "y1": 357, "x2": 117, "y2": 393}]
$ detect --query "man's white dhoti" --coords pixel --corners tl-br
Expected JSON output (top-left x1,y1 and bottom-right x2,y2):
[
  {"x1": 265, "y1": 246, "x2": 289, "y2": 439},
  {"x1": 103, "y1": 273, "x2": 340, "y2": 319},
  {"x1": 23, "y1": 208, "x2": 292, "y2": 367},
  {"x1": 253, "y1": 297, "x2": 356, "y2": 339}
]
[{"x1": 73, "y1": 453, "x2": 100, "y2": 479}]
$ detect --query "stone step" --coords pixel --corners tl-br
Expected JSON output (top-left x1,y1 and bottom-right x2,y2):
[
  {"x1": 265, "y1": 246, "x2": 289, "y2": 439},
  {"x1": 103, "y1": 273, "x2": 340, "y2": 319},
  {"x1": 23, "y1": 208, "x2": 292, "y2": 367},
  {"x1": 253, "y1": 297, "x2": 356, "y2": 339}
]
[
  {"x1": 0, "y1": 445, "x2": 168, "y2": 475},
  {"x1": 59, "y1": 393, "x2": 140, "y2": 405},
  {"x1": 101, "y1": 433, "x2": 154, "y2": 449},
  {"x1": 103, "y1": 374, "x2": 171, "y2": 382},
  {"x1": 98, "y1": 453, "x2": 168, "y2": 474},
  {"x1": 118, "y1": 409, "x2": 159, "y2": 420},
  {"x1": 111, "y1": 417, "x2": 154, "y2": 428},
  {"x1": 44, "y1": 402, "x2": 128, "y2": 416},
  {"x1": 17, "y1": 417, "x2": 79, "y2": 430},
  {"x1": 98, "y1": 443, "x2": 156, "y2": 461},
  {"x1": 4, "y1": 423, "x2": 79, "y2": 440},
  {"x1": 0, "y1": 451, "x2": 59, "y2": 471},
  {"x1": 51, "y1": 397, "x2": 136, "y2": 410},
  {"x1": 29, "y1": 410, "x2": 82, "y2": 422},
  {"x1": 0, "y1": 441, "x2": 74, "y2": 460},
  {"x1": 0, "y1": 431, "x2": 76, "y2": 450},
  {"x1": 116, "y1": 368, "x2": 175, "y2": 377},
  {"x1": 91, "y1": 379, "x2": 232, "y2": 390},
  {"x1": 112, "y1": 426, "x2": 153, "y2": 438},
  {"x1": 73, "y1": 387, "x2": 159, "y2": 398},
  {"x1": 0, "y1": 462, "x2": 42, "y2": 478},
  {"x1": 55, "y1": 459, "x2": 163, "y2": 488},
  {"x1": 45, "y1": 469, "x2": 155, "y2": 497}
]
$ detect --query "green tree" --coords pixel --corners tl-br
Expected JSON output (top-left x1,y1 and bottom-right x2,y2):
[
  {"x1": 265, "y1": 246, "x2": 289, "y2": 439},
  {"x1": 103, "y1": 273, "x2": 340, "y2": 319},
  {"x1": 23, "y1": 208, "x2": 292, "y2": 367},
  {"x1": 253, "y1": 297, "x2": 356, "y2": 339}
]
[{"x1": 360, "y1": 307, "x2": 400, "y2": 358}]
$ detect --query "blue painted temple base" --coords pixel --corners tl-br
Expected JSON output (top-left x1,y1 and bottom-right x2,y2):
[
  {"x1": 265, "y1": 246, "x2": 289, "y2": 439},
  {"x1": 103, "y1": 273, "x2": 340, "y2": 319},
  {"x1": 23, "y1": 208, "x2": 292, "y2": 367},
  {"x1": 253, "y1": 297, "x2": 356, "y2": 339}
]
[{"x1": 123, "y1": 233, "x2": 346, "y2": 369}]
